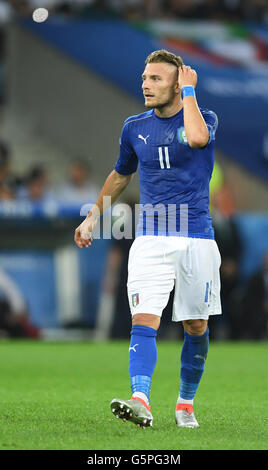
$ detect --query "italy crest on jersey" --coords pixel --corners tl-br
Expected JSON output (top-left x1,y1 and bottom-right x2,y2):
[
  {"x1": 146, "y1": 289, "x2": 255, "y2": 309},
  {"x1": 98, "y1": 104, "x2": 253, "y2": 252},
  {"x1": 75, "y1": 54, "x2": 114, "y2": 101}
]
[
  {"x1": 177, "y1": 127, "x2": 188, "y2": 145},
  {"x1": 132, "y1": 293, "x2": 139, "y2": 308}
]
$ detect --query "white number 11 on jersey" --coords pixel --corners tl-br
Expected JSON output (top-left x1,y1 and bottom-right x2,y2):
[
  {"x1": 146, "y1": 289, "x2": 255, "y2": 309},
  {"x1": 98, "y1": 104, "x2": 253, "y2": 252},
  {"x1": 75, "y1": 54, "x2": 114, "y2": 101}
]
[{"x1": 158, "y1": 147, "x2": 170, "y2": 169}]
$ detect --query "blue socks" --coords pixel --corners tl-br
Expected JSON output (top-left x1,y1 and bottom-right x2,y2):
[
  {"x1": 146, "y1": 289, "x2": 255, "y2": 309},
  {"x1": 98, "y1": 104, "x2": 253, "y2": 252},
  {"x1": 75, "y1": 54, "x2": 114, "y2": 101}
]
[
  {"x1": 128, "y1": 324, "x2": 209, "y2": 405},
  {"x1": 179, "y1": 327, "x2": 209, "y2": 400},
  {"x1": 129, "y1": 325, "x2": 157, "y2": 403}
]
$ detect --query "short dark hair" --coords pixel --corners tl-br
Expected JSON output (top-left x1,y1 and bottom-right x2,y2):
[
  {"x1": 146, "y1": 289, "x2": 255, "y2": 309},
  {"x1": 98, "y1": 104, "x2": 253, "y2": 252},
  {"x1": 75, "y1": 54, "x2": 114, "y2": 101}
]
[
  {"x1": 145, "y1": 49, "x2": 184, "y2": 69},
  {"x1": 0, "y1": 141, "x2": 10, "y2": 168},
  {"x1": 71, "y1": 158, "x2": 91, "y2": 172},
  {"x1": 27, "y1": 165, "x2": 46, "y2": 184}
]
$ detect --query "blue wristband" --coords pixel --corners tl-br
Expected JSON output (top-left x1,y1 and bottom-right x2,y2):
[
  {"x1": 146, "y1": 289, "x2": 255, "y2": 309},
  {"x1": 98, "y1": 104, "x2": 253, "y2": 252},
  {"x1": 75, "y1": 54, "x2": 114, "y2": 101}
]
[{"x1": 181, "y1": 86, "x2": 196, "y2": 99}]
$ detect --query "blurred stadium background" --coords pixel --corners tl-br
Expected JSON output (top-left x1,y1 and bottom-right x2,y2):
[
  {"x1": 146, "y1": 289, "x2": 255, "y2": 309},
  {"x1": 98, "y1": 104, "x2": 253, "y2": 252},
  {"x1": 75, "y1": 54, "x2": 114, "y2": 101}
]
[{"x1": 0, "y1": 0, "x2": 267, "y2": 342}]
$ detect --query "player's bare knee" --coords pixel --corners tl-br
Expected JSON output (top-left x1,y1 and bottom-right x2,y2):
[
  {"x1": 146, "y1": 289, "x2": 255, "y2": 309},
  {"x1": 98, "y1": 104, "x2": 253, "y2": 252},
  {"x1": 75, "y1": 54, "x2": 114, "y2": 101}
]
[
  {"x1": 183, "y1": 319, "x2": 207, "y2": 336},
  {"x1": 132, "y1": 313, "x2": 160, "y2": 331}
]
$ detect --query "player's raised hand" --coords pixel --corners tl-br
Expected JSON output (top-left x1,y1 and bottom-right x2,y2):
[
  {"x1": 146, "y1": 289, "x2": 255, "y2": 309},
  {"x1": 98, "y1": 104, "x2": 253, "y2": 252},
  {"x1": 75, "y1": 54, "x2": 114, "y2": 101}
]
[
  {"x1": 74, "y1": 213, "x2": 97, "y2": 248},
  {"x1": 178, "y1": 65, "x2": 197, "y2": 90}
]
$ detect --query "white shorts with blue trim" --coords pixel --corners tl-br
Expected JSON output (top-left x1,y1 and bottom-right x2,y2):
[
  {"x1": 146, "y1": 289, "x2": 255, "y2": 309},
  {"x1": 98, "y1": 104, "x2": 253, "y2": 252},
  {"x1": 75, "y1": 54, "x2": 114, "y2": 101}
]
[{"x1": 127, "y1": 236, "x2": 222, "y2": 322}]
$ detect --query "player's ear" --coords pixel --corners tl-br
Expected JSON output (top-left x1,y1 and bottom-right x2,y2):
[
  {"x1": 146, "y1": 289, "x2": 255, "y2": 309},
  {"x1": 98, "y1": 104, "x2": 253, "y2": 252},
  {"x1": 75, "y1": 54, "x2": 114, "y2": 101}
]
[
  {"x1": 174, "y1": 77, "x2": 180, "y2": 94},
  {"x1": 174, "y1": 68, "x2": 180, "y2": 94}
]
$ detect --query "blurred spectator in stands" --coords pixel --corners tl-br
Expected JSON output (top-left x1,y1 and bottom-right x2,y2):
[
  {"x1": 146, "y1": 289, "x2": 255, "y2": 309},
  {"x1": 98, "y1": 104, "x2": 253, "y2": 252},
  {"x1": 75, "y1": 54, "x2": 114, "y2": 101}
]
[
  {"x1": 53, "y1": 0, "x2": 73, "y2": 16},
  {"x1": 0, "y1": 141, "x2": 21, "y2": 200},
  {"x1": 77, "y1": 0, "x2": 118, "y2": 18},
  {"x1": 58, "y1": 158, "x2": 100, "y2": 205},
  {"x1": 143, "y1": 0, "x2": 162, "y2": 18},
  {"x1": 245, "y1": 0, "x2": 268, "y2": 23},
  {"x1": 0, "y1": 268, "x2": 40, "y2": 338},
  {"x1": 120, "y1": 0, "x2": 151, "y2": 20},
  {"x1": 210, "y1": 170, "x2": 242, "y2": 339},
  {"x1": 8, "y1": 0, "x2": 31, "y2": 17},
  {"x1": 0, "y1": 141, "x2": 12, "y2": 199},
  {"x1": 211, "y1": 0, "x2": 244, "y2": 22},
  {"x1": 217, "y1": 0, "x2": 268, "y2": 23},
  {"x1": 159, "y1": 0, "x2": 267, "y2": 23},
  {"x1": 241, "y1": 251, "x2": 268, "y2": 340},
  {"x1": 17, "y1": 164, "x2": 55, "y2": 203},
  {"x1": 162, "y1": 0, "x2": 214, "y2": 20}
]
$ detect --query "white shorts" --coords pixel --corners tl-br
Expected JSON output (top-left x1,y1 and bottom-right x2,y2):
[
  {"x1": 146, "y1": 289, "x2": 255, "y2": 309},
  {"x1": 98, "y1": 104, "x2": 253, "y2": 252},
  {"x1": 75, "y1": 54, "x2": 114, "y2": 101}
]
[{"x1": 127, "y1": 236, "x2": 222, "y2": 322}]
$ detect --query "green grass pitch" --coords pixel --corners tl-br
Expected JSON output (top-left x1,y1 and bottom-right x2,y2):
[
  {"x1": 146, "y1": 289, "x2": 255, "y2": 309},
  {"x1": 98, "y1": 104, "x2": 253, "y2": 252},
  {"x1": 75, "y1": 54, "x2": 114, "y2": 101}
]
[{"x1": 0, "y1": 340, "x2": 267, "y2": 450}]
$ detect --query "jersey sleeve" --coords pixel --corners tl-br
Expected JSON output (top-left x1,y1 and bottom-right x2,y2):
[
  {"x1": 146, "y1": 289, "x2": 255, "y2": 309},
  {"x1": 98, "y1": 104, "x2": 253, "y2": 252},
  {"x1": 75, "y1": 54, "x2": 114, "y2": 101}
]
[
  {"x1": 202, "y1": 109, "x2": 218, "y2": 145},
  {"x1": 114, "y1": 121, "x2": 138, "y2": 175}
]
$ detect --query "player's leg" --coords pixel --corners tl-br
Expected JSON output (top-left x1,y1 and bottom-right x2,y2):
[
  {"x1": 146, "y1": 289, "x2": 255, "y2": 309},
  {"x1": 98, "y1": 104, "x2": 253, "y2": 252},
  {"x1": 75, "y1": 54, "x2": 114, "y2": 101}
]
[
  {"x1": 110, "y1": 313, "x2": 160, "y2": 428},
  {"x1": 111, "y1": 236, "x2": 174, "y2": 428},
  {"x1": 176, "y1": 319, "x2": 209, "y2": 427},
  {"x1": 129, "y1": 313, "x2": 160, "y2": 407},
  {"x1": 172, "y1": 238, "x2": 221, "y2": 428}
]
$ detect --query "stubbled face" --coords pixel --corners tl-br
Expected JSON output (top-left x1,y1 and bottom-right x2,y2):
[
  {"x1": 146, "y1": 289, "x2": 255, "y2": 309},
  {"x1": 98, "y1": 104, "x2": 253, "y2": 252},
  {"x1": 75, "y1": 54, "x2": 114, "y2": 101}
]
[{"x1": 142, "y1": 62, "x2": 179, "y2": 110}]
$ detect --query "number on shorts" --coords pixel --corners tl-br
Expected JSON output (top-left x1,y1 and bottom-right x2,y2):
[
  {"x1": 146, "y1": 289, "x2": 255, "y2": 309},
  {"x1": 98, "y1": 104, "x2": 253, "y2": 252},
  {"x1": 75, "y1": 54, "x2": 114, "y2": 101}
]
[{"x1": 204, "y1": 280, "x2": 212, "y2": 305}]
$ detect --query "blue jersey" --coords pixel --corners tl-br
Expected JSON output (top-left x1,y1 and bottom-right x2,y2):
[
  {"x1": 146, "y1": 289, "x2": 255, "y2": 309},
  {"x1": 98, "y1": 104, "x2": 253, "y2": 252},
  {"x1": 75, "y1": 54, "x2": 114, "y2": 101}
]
[{"x1": 114, "y1": 107, "x2": 218, "y2": 239}]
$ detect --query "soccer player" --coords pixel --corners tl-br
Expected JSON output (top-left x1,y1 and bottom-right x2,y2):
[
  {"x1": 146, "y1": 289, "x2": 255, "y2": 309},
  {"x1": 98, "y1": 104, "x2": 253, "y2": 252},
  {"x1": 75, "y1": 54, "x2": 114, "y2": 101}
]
[{"x1": 74, "y1": 50, "x2": 221, "y2": 428}]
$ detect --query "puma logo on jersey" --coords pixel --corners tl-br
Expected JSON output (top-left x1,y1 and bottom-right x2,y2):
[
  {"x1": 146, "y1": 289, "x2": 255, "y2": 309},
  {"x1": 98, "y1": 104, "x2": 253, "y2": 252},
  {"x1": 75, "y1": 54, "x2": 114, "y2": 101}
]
[
  {"x1": 129, "y1": 344, "x2": 139, "y2": 353},
  {"x1": 138, "y1": 134, "x2": 150, "y2": 144}
]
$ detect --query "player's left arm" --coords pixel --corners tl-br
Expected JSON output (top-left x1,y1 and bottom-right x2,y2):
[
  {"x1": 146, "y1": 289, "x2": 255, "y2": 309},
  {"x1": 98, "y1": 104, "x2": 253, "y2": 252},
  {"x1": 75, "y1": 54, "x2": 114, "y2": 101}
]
[{"x1": 178, "y1": 65, "x2": 209, "y2": 148}]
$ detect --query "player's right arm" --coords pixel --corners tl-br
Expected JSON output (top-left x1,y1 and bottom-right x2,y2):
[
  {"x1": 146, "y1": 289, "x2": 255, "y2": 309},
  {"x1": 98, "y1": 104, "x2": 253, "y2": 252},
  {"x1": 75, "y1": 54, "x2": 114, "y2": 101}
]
[
  {"x1": 74, "y1": 119, "x2": 137, "y2": 248},
  {"x1": 74, "y1": 169, "x2": 132, "y2": 248}
]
